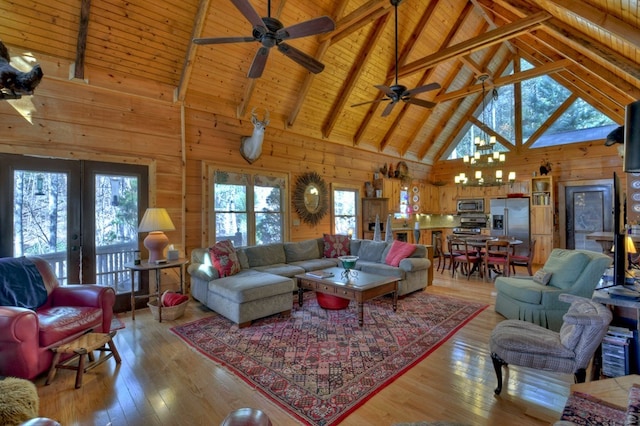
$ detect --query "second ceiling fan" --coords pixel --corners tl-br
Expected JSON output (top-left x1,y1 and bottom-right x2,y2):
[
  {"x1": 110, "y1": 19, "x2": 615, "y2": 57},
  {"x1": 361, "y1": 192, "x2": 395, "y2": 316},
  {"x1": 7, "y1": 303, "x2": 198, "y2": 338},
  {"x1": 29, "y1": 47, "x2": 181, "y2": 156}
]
[
  {"x1": 352, "y1": 0, "x2": 440, "y2": 117},
  {"x1": 193, "y1": 0, "x2": 335, "y2": 79}
]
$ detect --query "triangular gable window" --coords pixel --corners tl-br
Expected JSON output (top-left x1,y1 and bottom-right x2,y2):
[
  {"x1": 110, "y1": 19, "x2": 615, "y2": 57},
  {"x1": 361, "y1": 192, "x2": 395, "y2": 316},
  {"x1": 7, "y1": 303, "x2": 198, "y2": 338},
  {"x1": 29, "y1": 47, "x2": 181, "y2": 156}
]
[{"x1": 448, "y1": 59, "x2": 615, "y2": 159}]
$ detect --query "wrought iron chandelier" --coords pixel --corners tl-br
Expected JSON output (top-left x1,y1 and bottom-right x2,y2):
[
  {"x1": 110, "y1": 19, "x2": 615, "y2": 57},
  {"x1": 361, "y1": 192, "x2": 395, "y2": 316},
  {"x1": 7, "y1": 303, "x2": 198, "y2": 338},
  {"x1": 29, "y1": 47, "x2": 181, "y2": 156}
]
[{"x1": 454, "y1": 75, "x2": 515, "y2": 187}]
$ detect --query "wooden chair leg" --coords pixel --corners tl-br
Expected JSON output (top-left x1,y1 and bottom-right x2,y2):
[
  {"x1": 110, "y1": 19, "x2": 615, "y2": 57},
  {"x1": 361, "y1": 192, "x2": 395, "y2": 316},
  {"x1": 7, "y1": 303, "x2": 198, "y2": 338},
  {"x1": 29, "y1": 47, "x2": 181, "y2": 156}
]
[{"x1": 491, "y1": 352, "x2": 507, "y2": 395}]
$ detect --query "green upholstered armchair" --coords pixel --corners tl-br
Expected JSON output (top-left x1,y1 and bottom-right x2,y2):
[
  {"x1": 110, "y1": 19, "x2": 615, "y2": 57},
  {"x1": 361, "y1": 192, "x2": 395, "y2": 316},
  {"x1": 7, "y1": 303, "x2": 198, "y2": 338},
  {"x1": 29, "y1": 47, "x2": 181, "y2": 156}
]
[{"x1": 494, "y1": 248, "x2": 612, "y2": 332}]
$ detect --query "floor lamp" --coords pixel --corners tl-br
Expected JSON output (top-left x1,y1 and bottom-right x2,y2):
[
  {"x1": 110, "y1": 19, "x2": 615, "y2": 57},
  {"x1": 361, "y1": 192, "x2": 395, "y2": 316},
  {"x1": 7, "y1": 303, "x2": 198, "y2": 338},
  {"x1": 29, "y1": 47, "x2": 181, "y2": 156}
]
[{"x1": 138, "y1": 208, "x2": 175, "y2": 263}]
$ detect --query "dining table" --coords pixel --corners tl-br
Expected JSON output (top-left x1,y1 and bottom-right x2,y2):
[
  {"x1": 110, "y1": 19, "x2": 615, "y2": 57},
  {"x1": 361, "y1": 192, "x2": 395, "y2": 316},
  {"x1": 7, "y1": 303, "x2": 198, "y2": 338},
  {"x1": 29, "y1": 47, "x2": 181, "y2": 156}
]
[{"x1": 451, "y1": 235, "x2": 523, "y2": 278}]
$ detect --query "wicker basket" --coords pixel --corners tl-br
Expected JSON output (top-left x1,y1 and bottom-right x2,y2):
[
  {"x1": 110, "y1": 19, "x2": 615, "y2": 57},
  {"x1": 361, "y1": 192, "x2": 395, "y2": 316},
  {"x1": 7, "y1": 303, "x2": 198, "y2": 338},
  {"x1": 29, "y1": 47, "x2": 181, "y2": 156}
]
[{"x1": 148, "y1": 299, "x2": 187, "y2": 321}]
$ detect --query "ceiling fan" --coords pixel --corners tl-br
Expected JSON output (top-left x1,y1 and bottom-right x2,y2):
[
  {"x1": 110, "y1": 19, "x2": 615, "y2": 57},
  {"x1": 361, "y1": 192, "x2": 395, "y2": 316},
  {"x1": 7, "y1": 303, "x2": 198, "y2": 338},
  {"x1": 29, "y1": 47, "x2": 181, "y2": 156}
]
[
  {"x1": 193, "y1": 0, "x2": 335, "y2": 78},
  {"x1": 351, "y1": 0, "x2": 440, "y2": 117}
]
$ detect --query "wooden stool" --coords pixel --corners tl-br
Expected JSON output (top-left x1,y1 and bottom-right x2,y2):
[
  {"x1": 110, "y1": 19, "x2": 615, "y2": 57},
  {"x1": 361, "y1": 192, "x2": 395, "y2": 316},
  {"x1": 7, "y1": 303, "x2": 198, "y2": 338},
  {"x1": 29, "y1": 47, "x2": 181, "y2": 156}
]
[
  {"x1": 46, "y1": 331, "x2": 121, "y2": 389},
  {"x1": 221, "y1": 408, "x2": 272, "y2": 426}
]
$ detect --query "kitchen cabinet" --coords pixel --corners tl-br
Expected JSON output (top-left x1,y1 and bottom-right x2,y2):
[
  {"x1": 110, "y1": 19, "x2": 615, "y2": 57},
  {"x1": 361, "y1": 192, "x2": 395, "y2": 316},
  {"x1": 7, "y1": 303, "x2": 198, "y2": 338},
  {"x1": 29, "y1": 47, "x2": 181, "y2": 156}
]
[
  {"x1": 362, "y1": 198, "x2": 389, "y2": 239},
  {"x1": 530, "y1": 176, "x2": 555, "y2": 264},
  {"x1": 374, "y1": 178, "x2": 405, "y2": 214},
  {"x1": 438, "y1": 184, "x2": 458, "y2": 214}
]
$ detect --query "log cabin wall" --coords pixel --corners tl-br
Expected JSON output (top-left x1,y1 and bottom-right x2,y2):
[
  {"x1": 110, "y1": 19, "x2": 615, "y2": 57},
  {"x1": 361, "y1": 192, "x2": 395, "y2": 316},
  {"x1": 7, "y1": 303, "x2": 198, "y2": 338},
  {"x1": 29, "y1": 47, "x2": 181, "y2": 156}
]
[
  {"x1": 0, "y1": 55, "x2": 186, "y2": 258},
  {"x1": 0, "y1": 54, "x2": 625, "y2": 262}
]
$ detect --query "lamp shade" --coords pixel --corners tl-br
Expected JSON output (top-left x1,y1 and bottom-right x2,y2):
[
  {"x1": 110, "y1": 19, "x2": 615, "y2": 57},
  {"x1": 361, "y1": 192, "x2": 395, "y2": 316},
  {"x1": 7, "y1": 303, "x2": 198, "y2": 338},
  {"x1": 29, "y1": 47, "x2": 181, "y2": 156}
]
[
  {"x1": 138, "y1": 208, "x2": 175, "y2": 232},
  {"x1": 624, "y1": 100, "x2": 640, "y2": 172},
  {"x1": 138, "y1": 208, "x2": 175, "y2": 262},
  {"x1": 626, "y1": 236, "x2": 637, "y2": 255}
]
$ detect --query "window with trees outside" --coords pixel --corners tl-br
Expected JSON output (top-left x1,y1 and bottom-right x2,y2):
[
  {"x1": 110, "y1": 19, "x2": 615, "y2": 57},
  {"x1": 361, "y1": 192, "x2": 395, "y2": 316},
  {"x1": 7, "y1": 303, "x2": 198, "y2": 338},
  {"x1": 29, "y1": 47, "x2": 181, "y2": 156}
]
[
  {"x1": 332, "y1": 186, "x2": 358, "y2": 237},
  {"x1": 447, "y1": 58, "x2": 617, "y2": 160},
  {"x1": 212, "y1": 169, "x2": 287, "y2": 246}
]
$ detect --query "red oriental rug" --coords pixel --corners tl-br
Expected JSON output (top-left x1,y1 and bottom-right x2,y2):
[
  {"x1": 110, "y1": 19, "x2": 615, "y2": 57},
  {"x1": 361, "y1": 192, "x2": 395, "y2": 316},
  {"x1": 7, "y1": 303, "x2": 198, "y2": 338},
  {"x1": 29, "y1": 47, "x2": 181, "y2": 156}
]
[{"x1": 171, "y1": 292, "x2": 487, "y2": 425}]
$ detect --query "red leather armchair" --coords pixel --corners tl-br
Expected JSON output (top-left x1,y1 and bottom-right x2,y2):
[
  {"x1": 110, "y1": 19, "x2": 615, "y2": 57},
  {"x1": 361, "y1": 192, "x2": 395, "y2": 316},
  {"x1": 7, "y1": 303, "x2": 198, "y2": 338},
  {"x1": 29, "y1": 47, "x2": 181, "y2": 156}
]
[{"x1": 0, "y1": 256, "x2": 116, "y2": 379}]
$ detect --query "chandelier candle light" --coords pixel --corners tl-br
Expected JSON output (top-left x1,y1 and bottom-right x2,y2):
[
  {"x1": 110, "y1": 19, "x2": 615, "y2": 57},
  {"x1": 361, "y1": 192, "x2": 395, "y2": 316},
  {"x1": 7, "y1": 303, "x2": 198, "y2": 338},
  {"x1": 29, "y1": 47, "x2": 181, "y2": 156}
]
[
  {"x1": 454, "y1": 75, "x2": 515, "y2": 186},
  {"x1": 138, "y1": 208, "x2": 176, "y2": 263}
]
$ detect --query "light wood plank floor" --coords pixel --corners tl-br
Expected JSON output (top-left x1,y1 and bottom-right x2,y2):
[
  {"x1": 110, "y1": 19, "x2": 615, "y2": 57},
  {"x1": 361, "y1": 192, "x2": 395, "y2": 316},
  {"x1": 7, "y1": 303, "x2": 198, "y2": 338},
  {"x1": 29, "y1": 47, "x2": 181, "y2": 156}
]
[{"x1": 36, "y1": 265, "x2": 573, "y2": 425}]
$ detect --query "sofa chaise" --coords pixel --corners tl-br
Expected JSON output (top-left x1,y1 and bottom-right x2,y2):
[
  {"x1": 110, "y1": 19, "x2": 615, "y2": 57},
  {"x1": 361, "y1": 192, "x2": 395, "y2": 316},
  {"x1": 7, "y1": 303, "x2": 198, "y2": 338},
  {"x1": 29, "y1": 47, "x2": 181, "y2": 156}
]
[
  {"x1": 494, "y1": 248, "x2": 612, "y2": 331},
  {"x1": 188, "y1": 237, "x2": 433, "y2": 327}
]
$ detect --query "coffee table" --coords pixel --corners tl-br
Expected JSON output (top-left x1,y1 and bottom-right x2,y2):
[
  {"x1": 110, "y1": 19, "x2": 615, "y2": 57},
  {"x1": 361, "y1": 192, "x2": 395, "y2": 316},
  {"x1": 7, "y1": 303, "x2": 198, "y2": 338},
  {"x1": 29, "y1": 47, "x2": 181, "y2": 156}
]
[{"x1": 295, "y1": 267, "x2": 399, "y2": 326}]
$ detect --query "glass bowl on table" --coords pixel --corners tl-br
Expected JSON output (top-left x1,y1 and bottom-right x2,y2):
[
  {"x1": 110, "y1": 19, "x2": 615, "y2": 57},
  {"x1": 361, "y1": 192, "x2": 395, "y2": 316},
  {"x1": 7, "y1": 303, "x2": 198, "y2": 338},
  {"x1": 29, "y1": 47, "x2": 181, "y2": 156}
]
[{"x1": 338, "y1": 255, "x2": 359, "y2": 280}]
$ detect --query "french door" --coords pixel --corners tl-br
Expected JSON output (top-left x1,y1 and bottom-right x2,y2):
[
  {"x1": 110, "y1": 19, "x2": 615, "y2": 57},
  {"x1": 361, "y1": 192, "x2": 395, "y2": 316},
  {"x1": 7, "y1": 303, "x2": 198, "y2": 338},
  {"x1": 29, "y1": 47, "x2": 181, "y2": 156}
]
[{"x1": 0, "y1": 154, "x2": 148, "y2": 311}]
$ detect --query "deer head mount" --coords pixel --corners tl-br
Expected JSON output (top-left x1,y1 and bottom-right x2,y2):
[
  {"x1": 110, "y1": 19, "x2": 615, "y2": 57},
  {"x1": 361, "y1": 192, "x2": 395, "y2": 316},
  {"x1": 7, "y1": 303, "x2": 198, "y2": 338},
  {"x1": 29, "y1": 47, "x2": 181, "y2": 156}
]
[{"x1": 240, "y1": 107, "x2": 270, "y2": 164}]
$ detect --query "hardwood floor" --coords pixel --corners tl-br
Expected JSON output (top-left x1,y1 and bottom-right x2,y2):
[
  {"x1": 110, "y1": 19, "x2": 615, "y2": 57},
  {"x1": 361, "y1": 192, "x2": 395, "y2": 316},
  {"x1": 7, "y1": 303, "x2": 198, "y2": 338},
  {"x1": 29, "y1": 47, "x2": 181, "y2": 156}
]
[{"x1": 36, "y1": 266, "x2": 573, "y2": 425}]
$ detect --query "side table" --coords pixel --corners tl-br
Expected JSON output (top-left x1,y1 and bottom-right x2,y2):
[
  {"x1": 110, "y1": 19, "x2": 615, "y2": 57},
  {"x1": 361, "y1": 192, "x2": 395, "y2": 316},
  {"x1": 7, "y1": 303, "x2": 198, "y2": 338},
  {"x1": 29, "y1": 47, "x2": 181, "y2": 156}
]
[{"x1": 124, "y1": 258, "x2": 188, "y2": 322}]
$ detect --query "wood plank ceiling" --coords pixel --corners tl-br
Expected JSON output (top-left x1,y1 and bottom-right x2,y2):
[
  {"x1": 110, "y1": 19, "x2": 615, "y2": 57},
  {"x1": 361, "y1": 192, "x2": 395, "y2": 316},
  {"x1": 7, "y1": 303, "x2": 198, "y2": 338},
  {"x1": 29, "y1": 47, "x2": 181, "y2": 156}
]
[{"x1": 2, "y1": 0, "x2": 639, "y2": 166}]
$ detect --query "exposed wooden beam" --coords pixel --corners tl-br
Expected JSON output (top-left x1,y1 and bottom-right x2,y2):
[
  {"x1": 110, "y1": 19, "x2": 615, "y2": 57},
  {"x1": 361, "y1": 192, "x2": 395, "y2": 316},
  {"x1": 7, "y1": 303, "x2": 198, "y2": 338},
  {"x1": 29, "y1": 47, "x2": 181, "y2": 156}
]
[
  {"x1": 542, "y1": 0, "x2": 640, "y2": 50},
  {"x1": 322, "y1": 13, "x2": 391, "y2": 139},
  {"x1": 73, "y1": 0, "x2": 91, "y2": 80},
  {"x1": 434, "y1": 59, "x2": 571, "y2": 103},
  {"x1": 381, "y1": 2, "x2": 475, "y2": 154},
  {"x1": 353, "y1": 0, "x2": 441, "y2": 146},
  {"x1": 287, "y1": 0, "x2": 351, "y2": 127},
  {"x1": 319, "y1": 0, "x2": 392, "y2": 44},
  {"x1": 176, "y1": 0, "x2": 211, "y2": 103},
  {"x1": 524, "y1": 93, "x2": 577, "y2": 148},
  {"x1": 394, "y1": 11, "x2": 551, "y2": 80}
]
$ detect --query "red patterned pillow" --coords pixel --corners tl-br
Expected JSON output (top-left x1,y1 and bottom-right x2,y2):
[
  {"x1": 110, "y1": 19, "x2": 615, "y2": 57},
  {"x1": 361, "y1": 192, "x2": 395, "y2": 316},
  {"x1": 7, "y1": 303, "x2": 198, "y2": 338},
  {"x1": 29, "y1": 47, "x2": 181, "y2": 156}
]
[
  {"x1": 208, "y1": 240, "x2": 241, "y2": 277},
  {"x1": 323, "y1": 234, "x2": 350, "y2": 258},
  {"x1": 385, "y1": 240, "x2": 416, "y2": 267}
]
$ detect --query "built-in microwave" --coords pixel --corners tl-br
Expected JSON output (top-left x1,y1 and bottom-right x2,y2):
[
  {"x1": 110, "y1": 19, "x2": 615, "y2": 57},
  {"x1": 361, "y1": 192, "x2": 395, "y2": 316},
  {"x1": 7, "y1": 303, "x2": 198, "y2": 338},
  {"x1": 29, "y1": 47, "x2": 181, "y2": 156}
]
[{"x1": 456, "y1": 199, "x2": 485, "y2": 214}]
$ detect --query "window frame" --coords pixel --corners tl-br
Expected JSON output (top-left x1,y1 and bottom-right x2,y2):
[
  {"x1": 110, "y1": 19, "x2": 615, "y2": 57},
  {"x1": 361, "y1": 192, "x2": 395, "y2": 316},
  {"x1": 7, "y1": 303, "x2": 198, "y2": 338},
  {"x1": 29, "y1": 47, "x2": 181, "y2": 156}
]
[
  {"x1": 206, "y1": 164, "x2": 289, "y2": 246},
  {"x1": 330, "y1": 183, "x2": 360, "y2": 237}
]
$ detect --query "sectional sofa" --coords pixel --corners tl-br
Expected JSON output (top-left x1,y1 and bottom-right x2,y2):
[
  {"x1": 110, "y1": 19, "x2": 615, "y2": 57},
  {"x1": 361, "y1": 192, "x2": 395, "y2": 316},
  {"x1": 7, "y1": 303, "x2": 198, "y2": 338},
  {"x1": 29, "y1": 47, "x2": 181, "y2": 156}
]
[{"x1": 188, "y1": 237, "x2": 433, "y2": 327}]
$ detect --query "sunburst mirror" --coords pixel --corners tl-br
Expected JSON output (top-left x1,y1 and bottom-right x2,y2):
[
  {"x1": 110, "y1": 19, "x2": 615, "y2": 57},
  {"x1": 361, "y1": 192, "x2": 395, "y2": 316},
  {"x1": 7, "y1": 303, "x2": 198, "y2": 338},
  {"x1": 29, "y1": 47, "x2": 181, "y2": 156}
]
[{"x1": 293, "y1": 172, "x2": 328, "y2": 225}]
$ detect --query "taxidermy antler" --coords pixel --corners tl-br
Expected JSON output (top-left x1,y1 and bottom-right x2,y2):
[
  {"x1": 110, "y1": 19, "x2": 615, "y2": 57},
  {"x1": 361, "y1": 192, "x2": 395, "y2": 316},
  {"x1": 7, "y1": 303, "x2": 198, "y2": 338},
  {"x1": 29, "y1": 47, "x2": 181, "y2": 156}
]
[
  {"x1": 240, "y1": 107, "x2": 270, "y2": 164},
  {"x1": 0, "y1": 41, "x2": 43, "y2": 99}
]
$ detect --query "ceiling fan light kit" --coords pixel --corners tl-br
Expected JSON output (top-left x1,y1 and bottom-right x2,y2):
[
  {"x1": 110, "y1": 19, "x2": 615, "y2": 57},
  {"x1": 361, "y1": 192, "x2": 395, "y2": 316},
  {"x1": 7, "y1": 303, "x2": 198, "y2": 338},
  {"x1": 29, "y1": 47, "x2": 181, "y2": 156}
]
[{"x1": 193, "y1": 0, "x2": 335, "y2": 79}]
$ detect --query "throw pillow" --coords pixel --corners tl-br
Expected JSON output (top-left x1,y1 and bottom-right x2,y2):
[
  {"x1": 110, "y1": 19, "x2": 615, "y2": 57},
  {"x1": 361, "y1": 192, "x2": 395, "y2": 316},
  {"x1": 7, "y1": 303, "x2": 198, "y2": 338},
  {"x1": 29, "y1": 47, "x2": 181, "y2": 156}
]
[
  {"x1": 533, "y1": 269, "x2": 553, "y2": 285},
  {"x1": 385, "y1": 240, "x2": 417, "y2": 267},
  {"x1": 161, "y1": 290, "x2": 188, "y2": 307},
  {"x1": 543, "y1": 250, "x2": 591, "y2": 289},
  {"x1": 208, "y1": 240, "x2": 241, "y2": 277},
  {"x1": 323, "y1": 234, "x2": 350, "y2": 258}
]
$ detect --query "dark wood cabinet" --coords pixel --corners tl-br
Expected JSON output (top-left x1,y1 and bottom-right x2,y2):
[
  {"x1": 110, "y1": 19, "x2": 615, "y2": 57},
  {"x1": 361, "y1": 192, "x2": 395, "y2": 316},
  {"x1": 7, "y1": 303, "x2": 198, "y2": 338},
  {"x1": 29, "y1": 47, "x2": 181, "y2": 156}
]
[{"x1": 362, "y1": 198, "x2": 389, "y2": 239}]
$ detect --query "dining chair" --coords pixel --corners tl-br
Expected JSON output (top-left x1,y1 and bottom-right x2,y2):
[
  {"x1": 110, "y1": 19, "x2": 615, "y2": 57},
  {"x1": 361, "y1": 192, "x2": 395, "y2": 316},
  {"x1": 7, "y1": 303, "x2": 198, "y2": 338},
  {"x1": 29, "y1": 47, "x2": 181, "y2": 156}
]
[
  {"x1": 484, "y1": 239, "x2": 511, "y2": 281},
  {"x1": 510, "y1": 239, "x2": 536, "y2": 276},
  {"x1": 435, "y1": 234, "x2": 451, "y2": 273},
  {"x1": 451, "y1": 238, "x2": 482, "y2": 280}
]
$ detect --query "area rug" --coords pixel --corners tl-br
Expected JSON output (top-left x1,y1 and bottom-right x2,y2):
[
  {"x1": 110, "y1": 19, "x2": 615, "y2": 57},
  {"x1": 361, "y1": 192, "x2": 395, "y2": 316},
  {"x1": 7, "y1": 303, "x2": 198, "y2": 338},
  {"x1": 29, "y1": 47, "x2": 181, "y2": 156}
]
[
  {"x1": 559, "y1": 391, "x2": 626, "y2": 425},
  {"x1": 171, "y1": 292, "x2": 487, "y2": 425},
  {"x1": 110, "y1": 315, "x2": 125, "y2": 332}
]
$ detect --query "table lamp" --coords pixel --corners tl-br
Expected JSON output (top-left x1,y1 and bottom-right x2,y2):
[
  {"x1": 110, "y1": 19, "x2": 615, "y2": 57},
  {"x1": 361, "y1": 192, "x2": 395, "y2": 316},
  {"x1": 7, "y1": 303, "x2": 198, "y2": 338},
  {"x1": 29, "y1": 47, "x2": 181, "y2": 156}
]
[{"x1": 138, "y1": 208, "x2": 175, "y2": 262}]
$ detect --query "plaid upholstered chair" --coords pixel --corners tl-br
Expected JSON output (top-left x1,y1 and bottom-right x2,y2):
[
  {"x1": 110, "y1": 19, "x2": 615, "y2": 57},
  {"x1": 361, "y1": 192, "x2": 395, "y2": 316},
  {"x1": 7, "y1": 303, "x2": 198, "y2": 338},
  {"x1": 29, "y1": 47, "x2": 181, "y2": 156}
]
[{"x1": 489, "y1": 294, "x2": 612, "y2": 395}]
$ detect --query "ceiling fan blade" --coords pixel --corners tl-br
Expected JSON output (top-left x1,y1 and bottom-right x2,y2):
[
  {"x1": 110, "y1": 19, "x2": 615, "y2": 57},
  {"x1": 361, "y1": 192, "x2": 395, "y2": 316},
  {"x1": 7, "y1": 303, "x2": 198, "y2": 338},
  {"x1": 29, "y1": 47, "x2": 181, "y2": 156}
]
[
  {"x1": 193, "y1": 36, "x2": 256, "y2": 45},
  {"x1": 381, "y1": 101, "x2": 397, "y2": 117},
  {"x1": 374, "y1": 85, "x2": 395, "y2": 97},
  {"x1": 277, "y1": 43, "x2": 325, "y2": 74},
  {"x1": 351, "y1": 98, "x2": 388, "y2": 108},
  {"x1": 231, "y1": 0, "x2": 265, "y2": 29},
  {"x1": 248, "y1": 47, "x2": 270, "y2": 78},
  {"x1": 276, "y1": 16, "x2": 336, "y2": 40},
  {"x1": 405, "y1": 82, "x2": 441, "y2": 96},
  {"x1": 406, "y1": 97, "x2": 436, "y2": 109}
]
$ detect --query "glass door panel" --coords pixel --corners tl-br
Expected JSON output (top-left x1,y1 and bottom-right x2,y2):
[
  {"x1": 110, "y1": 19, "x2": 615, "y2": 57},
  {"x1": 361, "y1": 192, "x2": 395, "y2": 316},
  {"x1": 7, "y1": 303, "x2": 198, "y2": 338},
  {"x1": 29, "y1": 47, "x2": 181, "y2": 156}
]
[{"x1": 12, "y1": 170, "x2": 73, "y2": 283}]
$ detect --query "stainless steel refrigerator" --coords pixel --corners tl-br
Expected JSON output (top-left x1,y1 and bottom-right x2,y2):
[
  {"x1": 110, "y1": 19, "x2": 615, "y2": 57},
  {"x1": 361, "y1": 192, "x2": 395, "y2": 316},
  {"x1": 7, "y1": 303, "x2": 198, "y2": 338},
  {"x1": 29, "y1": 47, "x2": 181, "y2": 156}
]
[{"x1": 490, "y1": 197, "x2": 531, "y2": 254}]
